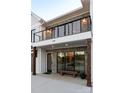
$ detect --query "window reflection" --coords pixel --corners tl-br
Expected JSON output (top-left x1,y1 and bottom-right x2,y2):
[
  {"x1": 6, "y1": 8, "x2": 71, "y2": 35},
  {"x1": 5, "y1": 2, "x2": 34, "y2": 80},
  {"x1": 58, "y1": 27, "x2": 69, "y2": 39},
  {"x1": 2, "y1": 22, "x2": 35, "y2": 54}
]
[
  {"x1": 55, "y1": 27, "x2": 58, "y2": 38},
  {"x1": 73, "y1": 20, "x2": 80, "y2": 34},
  {"x1": 57, "y1": 52, "x2": 65, "y2": 72},
  {"x1": 75, "y1": 51, "x2": 85, "y2": 72},
  {"x1": 69, "y1": 23, "x2": 72, "y2": 35},
  {"x1": 59, "y1": 26, "x2": 64, "y2": 37},
  {"x1": 81, "y1": 17, "x2": 91, "y2": 32},
  {"x1": 34, "y1": 16, "x2": 91, "y2": 41},
  {"x1": 66, "y1": 52, "x2": 75, "y2": 71},
  {"x1": 46, "y1": 29, "x2": 52, "y2": 39},
  {"x1": 43, "y1": 31, "x2": 46, "y2": 40}
]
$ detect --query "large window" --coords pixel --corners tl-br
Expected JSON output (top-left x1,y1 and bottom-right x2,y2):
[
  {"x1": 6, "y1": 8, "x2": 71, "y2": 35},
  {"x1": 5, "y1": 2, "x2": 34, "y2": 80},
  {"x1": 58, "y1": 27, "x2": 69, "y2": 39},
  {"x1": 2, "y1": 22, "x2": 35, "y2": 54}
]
[
  {"x1": 73, "y1": 20, "x2": 81, "y2": 34},
  {"x1": 81, "y1": 17, "x2": 91, "y2": 32},
  {"x1": 75, "y1": 51, "x2": 85, "y2": 72},
  {"x1": 57, "y1": 52, "x2": 65, "y2": 72},
  {"x1": 55, "y1": 27, "x2": 58, "y2": 38},
  {"x1": 52, "y1": 28, "x2": 55, "y2": 38},
  {"x1": 46, "y1": 29, "x2": 52, "y2": 39},
  {"x1": 43, "y1": 31, "x2": 46, "y2": 40},
  {"x1": 57, "y1": 51, "x2": 86, "y2": 73},
  {"x1": 66, "y1": 52, "x2": 75, "y2": 71},
  {"x1": 33, "y1": 16, "x2": 91, "y2": 42},
  {"x1": 65, "y1": 24, "x2": 69, "y2": 36},
  {"x1": 69, "y1": 23, "x2": 73, "y2": 35},
  {"x1": 59, "y1": 25, "x2": 65, "y2": 37}
]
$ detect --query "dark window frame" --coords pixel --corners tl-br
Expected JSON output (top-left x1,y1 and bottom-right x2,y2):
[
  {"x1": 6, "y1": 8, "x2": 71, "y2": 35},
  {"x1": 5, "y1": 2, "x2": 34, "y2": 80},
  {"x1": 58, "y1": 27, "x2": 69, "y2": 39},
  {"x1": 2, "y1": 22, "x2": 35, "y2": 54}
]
[
  {"x1": 34, "y1": 16, "x2": 91, "y2": 41},
  {"x1": 57, "y1": 50, "x2": 86, "y2": 73}
]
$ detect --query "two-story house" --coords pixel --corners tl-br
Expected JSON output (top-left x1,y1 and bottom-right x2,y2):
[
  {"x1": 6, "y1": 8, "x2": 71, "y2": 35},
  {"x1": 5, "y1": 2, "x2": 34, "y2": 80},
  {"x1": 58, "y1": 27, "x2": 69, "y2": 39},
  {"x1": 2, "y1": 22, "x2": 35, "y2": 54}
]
[
  {"x1": 31, "y1": 12, "x2": 45, "y2": 72},
  {"x1": 31, "y1": 0, "x2": 92, "y2": 87}
]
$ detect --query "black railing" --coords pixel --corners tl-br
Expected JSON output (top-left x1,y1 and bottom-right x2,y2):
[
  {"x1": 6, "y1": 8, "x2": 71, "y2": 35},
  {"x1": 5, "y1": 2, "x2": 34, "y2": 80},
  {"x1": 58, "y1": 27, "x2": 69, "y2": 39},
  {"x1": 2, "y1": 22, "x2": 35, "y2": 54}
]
[{"x1": 32, "y1": 16, "x2": 92, "y2": 43}]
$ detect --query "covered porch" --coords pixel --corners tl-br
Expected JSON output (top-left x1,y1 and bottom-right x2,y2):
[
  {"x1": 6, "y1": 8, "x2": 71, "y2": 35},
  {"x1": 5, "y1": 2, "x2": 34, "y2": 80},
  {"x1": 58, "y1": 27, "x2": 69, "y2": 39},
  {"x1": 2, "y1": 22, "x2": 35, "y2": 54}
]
[{"x1": 32, "y1": 39, "x2": 92, "y2": 87}]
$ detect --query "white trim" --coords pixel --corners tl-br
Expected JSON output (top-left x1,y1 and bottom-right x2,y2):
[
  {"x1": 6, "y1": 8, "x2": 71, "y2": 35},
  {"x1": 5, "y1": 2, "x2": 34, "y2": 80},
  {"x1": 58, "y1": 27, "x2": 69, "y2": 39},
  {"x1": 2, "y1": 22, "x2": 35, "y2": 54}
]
[{"x1": 31, "y1": 31, "x2": 92, "y2": 47}]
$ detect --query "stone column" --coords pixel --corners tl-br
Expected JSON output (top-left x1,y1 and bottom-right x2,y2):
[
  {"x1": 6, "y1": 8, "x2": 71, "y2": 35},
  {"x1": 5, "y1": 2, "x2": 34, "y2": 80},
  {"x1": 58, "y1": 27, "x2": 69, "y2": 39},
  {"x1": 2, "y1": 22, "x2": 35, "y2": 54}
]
[
  {"x1": 86, "y1": 39, "x2": 92, "y2": 87},
  {"x1": 32, "y1": 47, "x2": 37, "y2": 75}
]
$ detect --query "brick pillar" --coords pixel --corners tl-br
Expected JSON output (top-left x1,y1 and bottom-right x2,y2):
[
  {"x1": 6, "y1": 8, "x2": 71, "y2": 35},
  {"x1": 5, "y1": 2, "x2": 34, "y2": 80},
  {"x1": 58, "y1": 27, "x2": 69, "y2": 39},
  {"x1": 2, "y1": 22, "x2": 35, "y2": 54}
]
[
  {"x1": 32, "y1": 47, "x2": 37, "y2": 75},
  {"x1": 86, "y1": 39, "x2": 92, "y2": 87}
]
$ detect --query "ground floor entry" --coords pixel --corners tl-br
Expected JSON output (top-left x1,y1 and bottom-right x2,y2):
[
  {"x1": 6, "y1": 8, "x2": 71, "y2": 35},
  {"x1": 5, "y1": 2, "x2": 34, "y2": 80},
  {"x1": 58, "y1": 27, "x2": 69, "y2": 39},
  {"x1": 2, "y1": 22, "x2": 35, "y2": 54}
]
[{"x1": 47, "y1": 48, "x2": 87, "y2": 76}]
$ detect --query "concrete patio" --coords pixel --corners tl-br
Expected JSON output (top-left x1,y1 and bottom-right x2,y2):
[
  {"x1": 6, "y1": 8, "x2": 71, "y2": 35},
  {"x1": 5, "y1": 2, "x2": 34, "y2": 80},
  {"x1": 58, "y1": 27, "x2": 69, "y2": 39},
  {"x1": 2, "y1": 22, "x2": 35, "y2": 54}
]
[{"x1": 31, "y1": 74, "x2": 92, "y2": 93}]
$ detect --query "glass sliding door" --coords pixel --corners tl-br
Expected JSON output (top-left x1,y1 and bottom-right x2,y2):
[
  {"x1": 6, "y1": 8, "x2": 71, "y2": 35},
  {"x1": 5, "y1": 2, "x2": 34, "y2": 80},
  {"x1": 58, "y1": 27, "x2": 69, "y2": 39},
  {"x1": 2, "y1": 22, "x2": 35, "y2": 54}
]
[
  {"x1": 57, "y1": 50, "x2": 86, "y2": 74},
  {"x1": 57, "y1": 52, "x2": 65, "y2": 72},
  {"x1": 75, "y1": 51, "x2": 85, "y2": 73},
  {"x1": 65, "y1": 52, "x2": 75, "y2": 71}
]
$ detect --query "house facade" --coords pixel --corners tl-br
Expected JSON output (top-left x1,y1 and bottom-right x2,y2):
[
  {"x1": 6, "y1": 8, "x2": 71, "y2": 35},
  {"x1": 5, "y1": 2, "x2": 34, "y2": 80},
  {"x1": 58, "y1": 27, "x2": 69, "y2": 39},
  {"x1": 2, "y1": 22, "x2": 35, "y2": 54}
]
[
  {"x1": 31, "y1": 0, "x2": 92, "y2": 87},
  {"x1": 31, "y1": 12, "x2": 45, "y2": 72}
]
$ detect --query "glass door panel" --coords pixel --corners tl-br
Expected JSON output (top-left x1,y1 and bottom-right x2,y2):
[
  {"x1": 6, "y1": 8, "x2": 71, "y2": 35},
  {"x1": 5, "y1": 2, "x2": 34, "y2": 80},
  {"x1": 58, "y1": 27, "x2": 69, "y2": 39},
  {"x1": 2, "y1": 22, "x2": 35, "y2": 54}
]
[
  {"x1": 66, "y1": 52, "x2": 75, "y2": 71},
  {"x1": 75, "y1": 51, "x2": 85, "y2": 73},
  {"x1": 57, "y1": 52, "x2": 65, "y2": 72}
]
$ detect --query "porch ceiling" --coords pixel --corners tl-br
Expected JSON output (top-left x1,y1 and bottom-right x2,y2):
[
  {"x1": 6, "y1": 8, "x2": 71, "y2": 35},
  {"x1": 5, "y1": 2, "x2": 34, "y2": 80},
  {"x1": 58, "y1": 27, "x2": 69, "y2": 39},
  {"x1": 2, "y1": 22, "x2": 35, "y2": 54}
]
[{"x1": 38, "y1": 40, "x2": 87, "y2": 50}]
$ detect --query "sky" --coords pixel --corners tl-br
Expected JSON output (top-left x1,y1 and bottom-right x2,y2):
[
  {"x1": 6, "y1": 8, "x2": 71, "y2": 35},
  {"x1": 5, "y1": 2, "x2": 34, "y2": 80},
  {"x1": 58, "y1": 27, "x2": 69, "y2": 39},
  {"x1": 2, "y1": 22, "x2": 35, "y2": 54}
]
[{"x1": 31, "y1": 0, "x2": 82, "y2": 21}]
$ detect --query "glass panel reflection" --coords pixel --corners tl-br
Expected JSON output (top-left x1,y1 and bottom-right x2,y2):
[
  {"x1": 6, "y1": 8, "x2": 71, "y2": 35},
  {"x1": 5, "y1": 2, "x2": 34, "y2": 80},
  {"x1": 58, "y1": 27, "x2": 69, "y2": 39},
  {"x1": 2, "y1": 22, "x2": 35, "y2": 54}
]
[
  {"x1": 75, "y1": 51, "x2": 85, "y2": 72},
  {"x1": 66, "y1": 52, "x2": 75, "y2": 71},
  {"x1": 57, "y1": 52, "x2": 65, "y2": 72}
]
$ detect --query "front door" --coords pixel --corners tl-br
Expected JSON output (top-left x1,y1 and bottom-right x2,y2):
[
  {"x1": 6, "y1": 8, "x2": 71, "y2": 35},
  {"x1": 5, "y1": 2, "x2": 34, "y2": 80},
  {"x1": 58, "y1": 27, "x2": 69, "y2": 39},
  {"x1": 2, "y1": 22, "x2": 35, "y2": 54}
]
[{"x1": 47, "y1": 53, "x2": 52, "y2": 72}]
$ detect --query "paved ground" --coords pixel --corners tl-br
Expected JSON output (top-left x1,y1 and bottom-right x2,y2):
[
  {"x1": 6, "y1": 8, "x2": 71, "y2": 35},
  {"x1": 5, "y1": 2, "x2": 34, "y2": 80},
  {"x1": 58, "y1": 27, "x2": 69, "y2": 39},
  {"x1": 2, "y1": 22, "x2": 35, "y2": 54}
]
[{"x1": 31, "y1": 74, "x2": 92, "y2": 93}]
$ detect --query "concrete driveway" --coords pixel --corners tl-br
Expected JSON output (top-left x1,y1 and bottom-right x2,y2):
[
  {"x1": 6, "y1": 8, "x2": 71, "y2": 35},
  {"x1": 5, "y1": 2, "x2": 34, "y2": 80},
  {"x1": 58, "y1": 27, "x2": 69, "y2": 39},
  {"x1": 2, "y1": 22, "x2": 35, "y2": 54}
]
[{"x1": 31, "y1": 74, "x2": 92, "y2": 93}]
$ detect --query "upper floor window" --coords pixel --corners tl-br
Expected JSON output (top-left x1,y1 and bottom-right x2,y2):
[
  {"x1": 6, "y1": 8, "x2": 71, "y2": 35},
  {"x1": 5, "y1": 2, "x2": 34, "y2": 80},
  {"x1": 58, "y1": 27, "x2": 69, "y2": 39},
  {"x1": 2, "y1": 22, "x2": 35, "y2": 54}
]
[
  {"x1": 65, "y1": 24, "x2": 69, "y2": 36},
  {"x1": 32, "y1": 16, "x2": 91, "y2": 42},
  {"x1": 73, "y1": 20, "x2": 80, "y2": 34},
  {"x1": 43, "y1": 31, "x2": 46, "y2": 40},
  {"x1": 69, "y1": 23, "x2": 73, "y2": 35},
  {"x1": 46, "y1": 29, "x2": 52, "y2": 39},
  {"x1": 59, "y1": 25, "x2": 65, "y2": 37},
  {"x1": 81, "y1": 17, "x2": 91, "y2": 32},
  {"x1": 52, "y1": 28, "x2": 55, "y2": 38},
  {"x1": 55, "y1": 27, "x2": 58, "y2": 38}
]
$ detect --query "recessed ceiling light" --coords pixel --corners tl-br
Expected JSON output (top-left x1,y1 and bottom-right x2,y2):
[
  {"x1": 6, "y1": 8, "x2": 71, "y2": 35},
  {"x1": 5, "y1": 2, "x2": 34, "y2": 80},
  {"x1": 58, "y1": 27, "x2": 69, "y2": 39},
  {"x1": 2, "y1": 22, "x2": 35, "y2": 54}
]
[{"x1": 65, "y1": 44, "x2": 68, "y2": 46}]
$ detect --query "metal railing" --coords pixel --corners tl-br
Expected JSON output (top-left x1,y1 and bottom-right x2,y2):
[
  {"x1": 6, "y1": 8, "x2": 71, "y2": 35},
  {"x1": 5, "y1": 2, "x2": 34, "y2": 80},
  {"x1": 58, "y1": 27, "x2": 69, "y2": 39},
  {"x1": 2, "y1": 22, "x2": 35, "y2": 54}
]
[{"x1": 32, "y1": 17, "x2": 92, "y2": 43}]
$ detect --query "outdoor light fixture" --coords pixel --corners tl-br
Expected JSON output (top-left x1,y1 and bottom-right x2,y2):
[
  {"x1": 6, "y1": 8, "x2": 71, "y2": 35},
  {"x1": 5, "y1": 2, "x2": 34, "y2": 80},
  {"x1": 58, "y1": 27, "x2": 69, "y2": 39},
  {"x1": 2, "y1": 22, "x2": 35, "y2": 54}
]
[
  {"x1": 65, "y1": 44, "x2": 68, "y2": 46},
  {"x1": 82, "y1": 18, "x2": 87, "y2": 24}
]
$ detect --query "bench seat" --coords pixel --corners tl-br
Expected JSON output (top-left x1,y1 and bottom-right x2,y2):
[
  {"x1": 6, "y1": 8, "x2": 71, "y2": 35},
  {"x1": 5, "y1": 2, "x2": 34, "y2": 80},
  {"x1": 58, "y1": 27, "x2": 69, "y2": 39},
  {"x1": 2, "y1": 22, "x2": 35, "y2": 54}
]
[{"x1": 60, "y1": 70, "x2": 78, "y2": 77}]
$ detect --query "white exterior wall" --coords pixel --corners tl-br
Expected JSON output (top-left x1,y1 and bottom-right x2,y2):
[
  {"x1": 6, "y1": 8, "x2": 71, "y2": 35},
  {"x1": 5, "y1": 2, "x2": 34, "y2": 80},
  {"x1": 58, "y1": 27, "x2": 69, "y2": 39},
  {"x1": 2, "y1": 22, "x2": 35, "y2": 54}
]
[
  {"x1": 35, "y1": 48, "x2": 47, "y2": 73},
  {"x1": 32, "y1": 31, "x2": 92, "y2": 47},
  {"x1": 36, "y1": 48, "x2": 41, "y2": 73},
  {"x1": 41, "y1": 48, "x2": 47, "y2": 73}
]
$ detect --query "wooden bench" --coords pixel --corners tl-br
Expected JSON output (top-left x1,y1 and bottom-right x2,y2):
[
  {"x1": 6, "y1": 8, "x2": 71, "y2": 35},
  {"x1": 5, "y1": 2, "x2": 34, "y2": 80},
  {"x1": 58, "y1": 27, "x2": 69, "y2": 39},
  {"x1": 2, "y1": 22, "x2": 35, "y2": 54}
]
[{"x1": 60, "y1": 70, "x2": 78, "y2": 77}]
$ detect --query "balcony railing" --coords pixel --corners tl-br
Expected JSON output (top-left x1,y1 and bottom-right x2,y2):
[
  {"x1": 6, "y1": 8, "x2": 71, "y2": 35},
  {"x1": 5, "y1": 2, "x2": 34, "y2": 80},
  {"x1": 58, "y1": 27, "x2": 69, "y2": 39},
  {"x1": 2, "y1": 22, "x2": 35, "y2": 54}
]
[{"x1": 32, "y1": 16, "x2": 92, "y2": 43}]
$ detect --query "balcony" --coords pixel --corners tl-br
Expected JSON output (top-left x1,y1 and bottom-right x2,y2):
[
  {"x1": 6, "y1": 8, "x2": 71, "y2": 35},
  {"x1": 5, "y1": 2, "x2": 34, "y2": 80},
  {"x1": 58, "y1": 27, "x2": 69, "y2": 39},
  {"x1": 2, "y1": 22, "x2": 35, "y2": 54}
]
[{"x1": 32, "y1": 16, "x2": 92, "y2": 43}]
